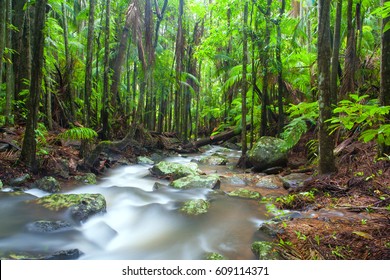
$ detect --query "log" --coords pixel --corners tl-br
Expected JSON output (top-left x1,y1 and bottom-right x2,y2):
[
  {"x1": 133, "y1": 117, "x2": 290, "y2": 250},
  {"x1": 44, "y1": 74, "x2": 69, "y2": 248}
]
[{"x1": 182, "y1": 124, "x2": 250, "y2": 150}]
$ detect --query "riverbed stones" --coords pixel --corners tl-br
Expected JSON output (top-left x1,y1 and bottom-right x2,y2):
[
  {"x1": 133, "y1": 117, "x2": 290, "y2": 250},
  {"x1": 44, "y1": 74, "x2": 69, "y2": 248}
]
[
  {"x1": 33, "y1": 193, "x2": 106, "y2": 223},
  {"x1": 170, "y1": 174, "x2": 220, "y2": 189},
  {"x1": 150, "y1": 161, "x2": 201, "y2": 180},
  {"x1": 227, "y1": 188, "x2": 262, "y2": 199},
  {"x1": 198, "y1": 154, "x2": 228, "y2": 165},
  {"x1": 75, "y1": 173, "x2": 97, "y2": 185},
  {"x1": 136, "y1": 156, "x2": 154, "y2": 165},
  {"x1": 280, "y1": 173, "x2": 312, "y2": 190},
  {"x1": 255, "y1": 175, "x2": 283, "y2": 189},
  {"x1": 180, "y1": 199, "x2": 210, "y2": 215},
  {"x1": 26, "y1": 220, "x2": 73, "y2": 233},
  {"x1": 33, "y1": 176, "x2": 61, "y2": 193},
  {"x1": 248, "y1": 137, "x2": 288, "y2": 171},
  {"x1": 9, "y1": 174, "x2": 31, "y2": 187},
  {"x1": 251, "y1": 241, "x2": 280, "y2": 260}
]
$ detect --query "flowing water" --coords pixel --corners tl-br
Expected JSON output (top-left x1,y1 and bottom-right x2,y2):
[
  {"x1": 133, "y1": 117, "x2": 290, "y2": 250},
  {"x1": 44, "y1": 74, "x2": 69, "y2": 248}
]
[{"x1": 0, "y1": 147, "x2": 270, "y2": 260}]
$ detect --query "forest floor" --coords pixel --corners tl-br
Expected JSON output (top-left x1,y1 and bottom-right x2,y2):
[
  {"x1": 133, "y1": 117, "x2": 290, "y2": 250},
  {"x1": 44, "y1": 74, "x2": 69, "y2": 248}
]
[{"x1": 0, "y1": 127, "x2": 389, "y2": 260}]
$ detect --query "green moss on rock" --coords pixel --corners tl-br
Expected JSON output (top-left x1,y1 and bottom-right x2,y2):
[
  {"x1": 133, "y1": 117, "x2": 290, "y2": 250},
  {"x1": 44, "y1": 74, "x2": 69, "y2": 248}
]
[
  {"x1": 228, "y1": 188, "x2": 262, "y2": 199},
  {"x1": 205, "y1": 252, "x2": 226, "y2": 260},
  {"x1": 180, "y1": 199, "x2": 210, "y2": 215},
  {"x1": 75, "y1": 173, "x2": 97, "y2": 185},
  {"x1": 150, "y1": 161, "x2": 201, "y2": 179},
  {"x1": 170, "y1": 174, "x2": 220, "y2": 189},
  {"x1": 251, "y1": 241, "x2": 280, "y2": 260}
]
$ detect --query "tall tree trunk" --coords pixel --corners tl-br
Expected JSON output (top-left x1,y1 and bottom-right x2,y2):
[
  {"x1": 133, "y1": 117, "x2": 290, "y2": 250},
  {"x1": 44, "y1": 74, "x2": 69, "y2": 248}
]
[
  {"x1": 20, "y1": 0, "x2": 47, "y2": 172},
  {"x1": 5, "y1": 0, "x2": 13, "y2": 126},
  {"x1": 331, "y1": 0, "x2": 342, "y2": 104},
  {"x1": 240, "y1": 1, "x2": 249, "y2": 165},
  {"x1": 101, "y1": 0, "x2": 111, "y2": 140},
  {"x1": 0, "y1": 0, "x2": 5, "y2": 103},
  {"x1": 174, "y1": 0, "x2": 185, "y2": 138},
  {"x1": 379, "y1": 0, "x2": 390, "y2": 156},
  {"x1": 340, "y1": 0, "x2": 356, "y2": 97},
  {"x1": 276, "y1": 0, "x2": 286, "y2": 134},
  {"x1": 317, "y1": 0, "x2": 336, "y2": 174},
  {"x1": 260, "y1": 0, "x2": 272, "y2": 136}
]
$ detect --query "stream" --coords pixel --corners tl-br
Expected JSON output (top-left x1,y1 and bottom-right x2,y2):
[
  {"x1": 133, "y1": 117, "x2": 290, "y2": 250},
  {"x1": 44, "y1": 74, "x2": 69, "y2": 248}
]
[{"x1": 0, "y1": 146, "x2": 272, "y2": 260}]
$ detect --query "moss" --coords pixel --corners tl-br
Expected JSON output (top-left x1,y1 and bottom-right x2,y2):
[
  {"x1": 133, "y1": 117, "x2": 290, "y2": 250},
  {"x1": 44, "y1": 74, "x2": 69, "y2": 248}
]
[
  {"x1": 205, "y1": 252, "x2": 226, "y2": 260},
  {"x1": 170, "y1": 174, "x2": 220, "y2": 189},
  {"x1": 227, "y1": 188, "x2": 262, "y2": 200},
  {"x1": 251, "y1": 241, "x2": 280, "y2": 260},
  {"x1": 75, "y1": 173, "x2": 97, "y2": 184},
  {"x1": 180, "y1": 199, "x2": 210, "y2": 215},
  {"x1": 33, "y1": 193, "x2": 105, "y2": 211}
]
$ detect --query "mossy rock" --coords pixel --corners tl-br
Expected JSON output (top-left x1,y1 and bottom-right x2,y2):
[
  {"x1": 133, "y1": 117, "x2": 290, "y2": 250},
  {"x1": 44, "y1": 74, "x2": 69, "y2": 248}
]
[
  {"x1": 205, "y1": 252, "x2": 226, "y2": 260},
  {"x1": 33, "y1": 176, "x2": 61, "y2": 193},
  {"x1": 33, "y1": 193, "x2": 106, "y2": 223},
  {"x1": 150, "y1": 161, "x2": 201, "y2": 180},
  {"x1": 75, "y1": 173, "x2": 97, "y2": 185},
  {"x1": 9, "y1": 174, "x2": 31, "y2": 186},
  {"x1": 137, "y1": 156, "x2": 154, "y2": 165},
  {"x1": 170, "y1": 174, "x2": 220, "y2": 189},
  {"x1": 199, "y1": 154, "x2": 228, "y2": 165},
  {"x1": 248, "y1": 136, "x2": 288, "y2": 171},
  {"x1": 1, "y1": 249, "x2": 82, "y2": 260},
  {"x1": 180, "y1": 199, "x2": 210, "y2": 215},
  {"x1": 251, "y1": 241, "x2": 280, "y2": 260},
  {"x1": 227, "y1": 188, "x2": 262, "y2": 200}
]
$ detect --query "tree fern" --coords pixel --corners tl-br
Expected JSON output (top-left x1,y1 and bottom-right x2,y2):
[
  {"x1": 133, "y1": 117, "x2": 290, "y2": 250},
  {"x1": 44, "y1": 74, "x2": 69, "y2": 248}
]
[{"x1": 58, "y1": 127, "x2": 98, "y2": 141}]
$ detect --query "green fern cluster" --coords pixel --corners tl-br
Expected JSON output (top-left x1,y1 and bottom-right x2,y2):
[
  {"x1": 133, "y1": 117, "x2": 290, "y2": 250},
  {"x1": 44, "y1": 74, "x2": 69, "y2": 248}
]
[{"x1": 58, "y1": 127, "x2": 98, "y2": 141}]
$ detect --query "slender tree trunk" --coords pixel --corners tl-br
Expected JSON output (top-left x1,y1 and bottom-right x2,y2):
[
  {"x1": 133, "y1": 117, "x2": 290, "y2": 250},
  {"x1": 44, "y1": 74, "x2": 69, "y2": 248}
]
[
  {"x1": 20, "y1": 0, "x2": 47, "y2": 172},
  {"x1": 379, "y1": 0, "x2": 390, "y2": 156},
  {"x1": 317, "y1": 0, "x2": 336, "y2": 174},
  {"x1": 5, "y1": 0, "x2": 13, "y2": 126},
  {"x1": 84, "y1": 0, "x2": 95, "y2": 128},
  {"x1": 260, "y1": 0, "x2": 272, "y2": 136},
  {"x1": 340, "y1": 0, "x2": 356, "y2": 97},
  {"x1": 0, "y1": 0, "x2": 5, "y2": 102},
  {"x1": 276, "y1": 0, "x2": 286, "y2": 135},
  {"x1": 241, "y1": 1, "x2": 249, "y2": 162},
  {"x1": 331, "y1": 0, "x2": 342, "y2": 104},
  {"x1": 101, "y1": 0, "x2": 111, "y2": 140}
]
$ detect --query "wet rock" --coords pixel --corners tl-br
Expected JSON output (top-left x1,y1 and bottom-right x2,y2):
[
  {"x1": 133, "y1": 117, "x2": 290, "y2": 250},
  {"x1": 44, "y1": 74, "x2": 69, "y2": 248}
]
[
  {"x1": 75, "y1": 173, "x2": 97, "y2": 185},
  {"x1": 44, "y1": 249, "x2": 83, "y2": 260},
  {"x1": 150, "y1": 161, "x2": 201, "y2": 180},
  {"x1": 33, "y1": 193, "x2": 106, "y2": 223},
  {"x1": 153, "y1": 182, "x2": 168, "y2": 190},
  {"x1": 280, "y1": 173, "x2": 312, "y2": 190},
  {"x1": 227, "y1": 188, "x2": 262, "y2": 199},
  {"x1": 180, "y1": 199, "x2": 210, "y2": 215},
  {"x1": 263, "y1": 166, "x2": 284, "y2": 175},
  {"x1": 45, "y1": 158, "x2": 70, "y2": 178},
  {"x1": 251, "y1": 241, "x2": 280, "y2": 260},
  {"x1": 1, "y1": 249, "x2": 82, "y2": 260},
  {"x1": 9, "y1": 174, "x2": 31, "y2": 187},
  {"x1": 221, "y1": 142, "x2": 240, "y2": 150},
  {"x1": 26, "y1": 220, "x2": 73, "y2": 233},
  {"x1": 258, "y1": 222, "x2": 284, "y2": 237},
  {"x1": 271, "y1": 211, "x2": 302, "y2": 222},
  {"x1": 255, "y1": 175, "x2": 283, "y2": 189},
  {"x1": 199, "y1": 154, "x2": 228, "y2": 165},
  {"x1": 137, "y1": 156, "x2": 154, "y2": 165},
  {"x1": 205, "y1": 252, "x2": 226, "y2": 260},
  {"x1": 170, "y1": 174, "x2": 220, "y2": 190},
  {"x1": 248, "y1": 137, "x2": 288, "y2": 171},
  {"x1": 83, "y1": 221, "x2": 118, "y2": 248},
  {"x1": 228, "y1": 176, "x2": 246, "y2": 186},
  {"x1": 33, "y1": 176, "x2": 61, "y2": 193}
]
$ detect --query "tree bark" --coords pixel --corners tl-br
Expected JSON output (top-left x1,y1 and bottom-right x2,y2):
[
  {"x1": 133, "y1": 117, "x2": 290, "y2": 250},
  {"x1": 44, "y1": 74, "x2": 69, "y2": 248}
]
[
  {"x1": 331, "y1": 0, "x2": 342, "y2": 104},
  {"x1": 0, "y1": 0, "x2": 5, "y2": 102},
  {"x1": 5, "y1": 0, "x2": 13, "y2": 126},
  {"x1": 101, "y1": 0, "x2": 111, "y2": 140},
  {"x1": 241, "y1": 1, "x2": 249, "y2": 162},
  {"x1": 317, "y1": 0, "x2": 336, "y2": 174},
  {"x1": 379, "y1": 0, "x2": 390, "y2": 156},
  {"x1": 276, "y1": 0, "x2": 286, "y2": 134},
  {"x1": 20, "y1": 0, "x2": 47, "y2": 172}
]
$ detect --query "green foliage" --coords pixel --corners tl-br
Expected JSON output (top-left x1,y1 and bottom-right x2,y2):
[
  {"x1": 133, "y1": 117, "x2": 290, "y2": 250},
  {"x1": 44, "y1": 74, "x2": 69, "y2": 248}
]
[
  {"x1": 373, "y1": 2, "x2": 390, "y2": 32},
  {"x1": 328, "y1": 94, "x2": 390, "y2": 145},
  {"x1": 58, "y1": 127, "x2": 98, "y2": 141},
  {"x1": 35, "y1": 123, "x2": 49, "y2": 155},
  {"x1": 280, "y1": 101, "x2": 318, "y2": 149}
]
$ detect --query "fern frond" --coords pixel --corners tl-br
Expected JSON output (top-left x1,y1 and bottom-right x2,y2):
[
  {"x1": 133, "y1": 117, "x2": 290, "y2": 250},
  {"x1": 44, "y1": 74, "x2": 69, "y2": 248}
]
[{"x1": 58, "y1": 127, "x2": 98, "y2": 141}]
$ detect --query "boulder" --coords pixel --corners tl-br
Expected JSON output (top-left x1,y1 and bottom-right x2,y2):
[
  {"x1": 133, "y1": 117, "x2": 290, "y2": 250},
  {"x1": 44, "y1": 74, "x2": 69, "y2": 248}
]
[
  {"x1": 136, "y1": 156, "x2": 154, "y2": 165},
  {"x1": 170, "y1": 174, "x2": 220, "y2": 190},
  {"x1": 255, "y1": 175, "x2": 283, "y2": 189},
  {"x1": 26, "y1": 220, "x2": 73, "y2": 233},
  {"x1": 248, "y1": 137, "x2": 288, "y2": 171},
  {"x1": 33, "y1": 176, "x2": 61, "y2": 193},
  {"x1": 9, "y1": 174, "x2": 31, "y2": 187},
  {"x1": 280, "y1": 173, "x2": 312, "y2": 190},
  {"x1": 251, "y1": 241, "x2": 280, "y2": 260},
  {"x1": 150, "y1": 161, "x2": 201, "y2": 180},
  {"x1": 180, "y1": 199, "x2": 210, "y2": 215},
  {"x1": 75, "y1": 173, "x2": 97, "y2": 185},
  {"x1": 199, "y1": 154, "x2": 228, "y2": 165},
  {"x1": 33, "y1": 193, "x2": 106, "y2": 223},
  {"x1": 227, "y1": 188, "x2": 262, "y2": 199}
]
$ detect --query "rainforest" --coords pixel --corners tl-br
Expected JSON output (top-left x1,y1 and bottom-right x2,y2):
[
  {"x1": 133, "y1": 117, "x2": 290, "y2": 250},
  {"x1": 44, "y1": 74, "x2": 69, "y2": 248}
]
[{"x1": 0, "y1": 0, "x2": 389, "y2": 260}]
